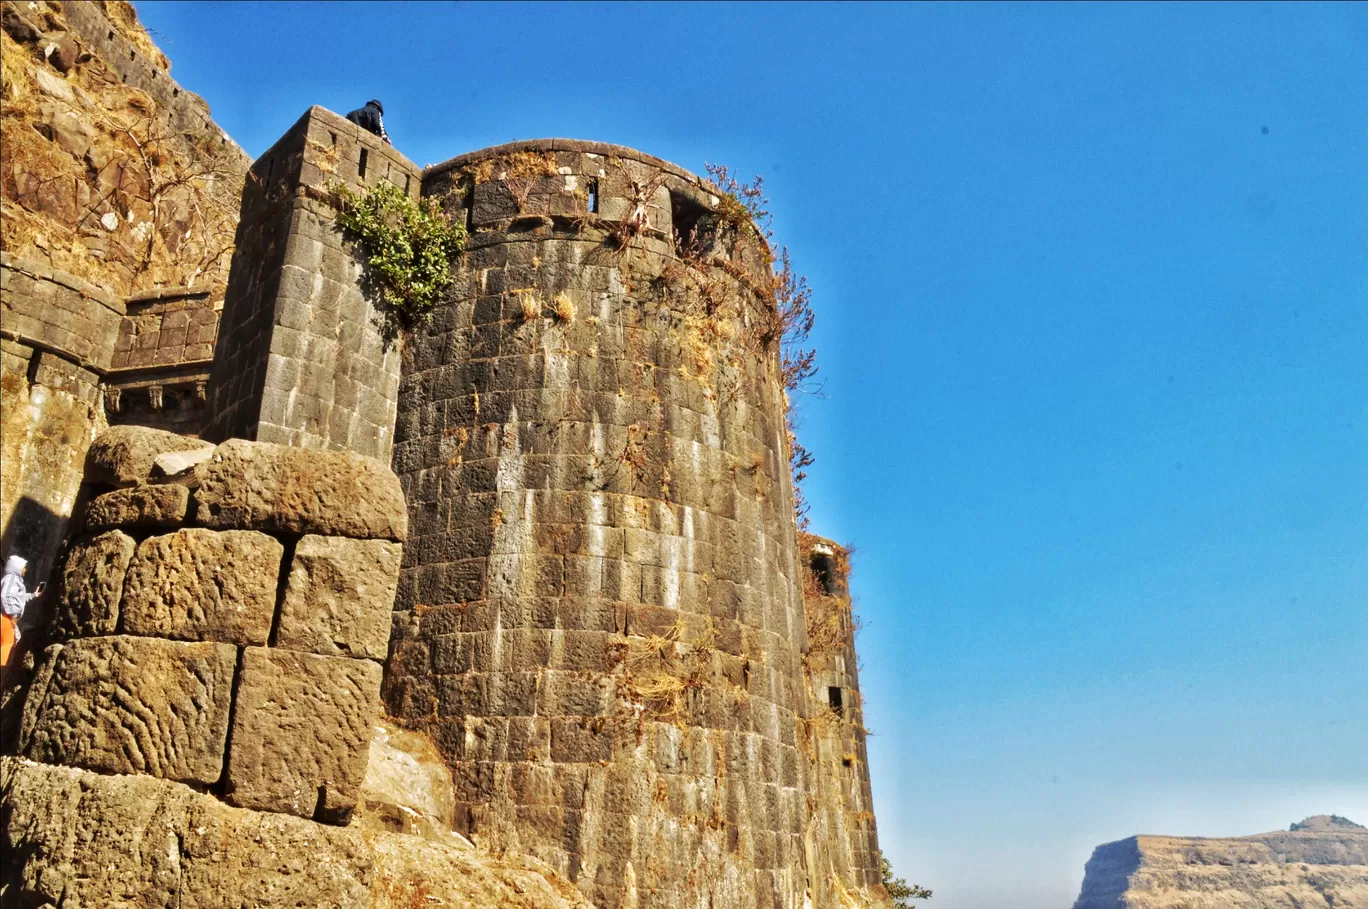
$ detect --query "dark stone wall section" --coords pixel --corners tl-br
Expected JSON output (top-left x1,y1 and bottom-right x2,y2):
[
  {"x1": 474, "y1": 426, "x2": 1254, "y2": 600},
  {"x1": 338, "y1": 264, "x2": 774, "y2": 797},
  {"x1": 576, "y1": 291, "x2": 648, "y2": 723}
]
[
  {"x1": 203, "y1": 107, "x2": 416, "y2": 461},
  {"x1": 385, "y1": 141, "x2": 815, "y2": 909}
]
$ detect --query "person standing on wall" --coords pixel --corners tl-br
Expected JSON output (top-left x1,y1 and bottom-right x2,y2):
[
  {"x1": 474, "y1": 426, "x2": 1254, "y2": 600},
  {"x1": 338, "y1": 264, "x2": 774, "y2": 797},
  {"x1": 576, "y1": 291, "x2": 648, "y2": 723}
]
[
  {"x1": 345, "y1": 99, "x2": 391, "y2": 145},
  {"x1": 1, "y1": 555, "x2": 43, "y2": 682}
]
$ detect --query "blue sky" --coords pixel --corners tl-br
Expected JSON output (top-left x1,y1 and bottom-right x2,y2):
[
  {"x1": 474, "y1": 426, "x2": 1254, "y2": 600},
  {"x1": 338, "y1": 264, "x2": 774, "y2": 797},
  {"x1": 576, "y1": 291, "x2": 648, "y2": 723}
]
[{"x1": 138, "y1": 2, "x2": 1366, "y2": 905}]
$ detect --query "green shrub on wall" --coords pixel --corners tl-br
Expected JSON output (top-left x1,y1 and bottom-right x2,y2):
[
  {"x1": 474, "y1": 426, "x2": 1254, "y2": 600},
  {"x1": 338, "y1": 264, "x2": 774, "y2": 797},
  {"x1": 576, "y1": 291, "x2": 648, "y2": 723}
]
[{"x1": 333, "y1": 181, "x2": 466, "y2": 341}]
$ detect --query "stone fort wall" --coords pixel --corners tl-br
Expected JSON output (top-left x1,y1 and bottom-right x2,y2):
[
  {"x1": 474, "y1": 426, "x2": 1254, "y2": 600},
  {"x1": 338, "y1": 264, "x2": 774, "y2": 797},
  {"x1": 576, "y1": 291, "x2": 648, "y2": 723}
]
[
  {"x1": 380, "y1": 141, "x2": 814, "y2": 909},
  {"x1": 2, "y1": 85, "x2": 893, "y2": 906}
]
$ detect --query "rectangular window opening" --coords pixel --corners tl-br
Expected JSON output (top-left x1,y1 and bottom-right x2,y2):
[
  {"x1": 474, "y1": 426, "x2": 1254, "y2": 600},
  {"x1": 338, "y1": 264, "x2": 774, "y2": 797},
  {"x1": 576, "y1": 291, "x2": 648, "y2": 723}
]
[
  {"x1": 587, "y1": 178, "x2": 599, "y2": 214},
  {"x1": 828, "y1": 686, "x2": 844, "y2": 712},
  {"x1": 358, "y1": 148, "x2": 368, "y2": 179},
  {"x1": 404, "y1": 174, "x2": 411, "y2": 194}
]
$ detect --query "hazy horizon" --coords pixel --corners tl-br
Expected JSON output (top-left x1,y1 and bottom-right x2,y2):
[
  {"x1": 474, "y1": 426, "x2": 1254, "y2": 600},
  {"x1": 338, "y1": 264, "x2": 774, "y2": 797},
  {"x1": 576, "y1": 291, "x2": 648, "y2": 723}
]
[{"x1": 135, "y1": 2, "x2": 1367, "y2": 906}]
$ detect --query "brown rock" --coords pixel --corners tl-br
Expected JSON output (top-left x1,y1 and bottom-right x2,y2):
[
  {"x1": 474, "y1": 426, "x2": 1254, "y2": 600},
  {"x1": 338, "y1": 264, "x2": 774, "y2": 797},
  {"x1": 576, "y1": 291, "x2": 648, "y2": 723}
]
[
  {"x1": 53, "y1": 529, "x2": 135, "y2": 638},
  {"x1": 121, "y1": 528, "x2": 282, "y2": 646},
  {"x1": 22, "y1": 635, "x2": 237, "y2": 785},
  {"x1": 86, "y1": 425, "x2": 215, "y2": 488},
  {"x1": 36, "y1": 100, "x2": 97, "y2": 159},
  {"x1": 85, "y1": 483, "x2": 190, "y2": 532},
  {"x1": 0, "y1": 757, "x2": 598, "y2": 909},
  {"x1": 276, "y1": 535, "x2": 401, "y2": 660},
  {"x1": 2, "y1": 8, "x2": 41, "y2": 43},
  {"x1": 46, "y1": 34, "x2": 80, "y2": 73},
  {"x1": 195, "y1": 439, "x2": 408, "y2": 541},
  {"x1": 225, "y1": 647, "x2": 382, "y2": 822}
]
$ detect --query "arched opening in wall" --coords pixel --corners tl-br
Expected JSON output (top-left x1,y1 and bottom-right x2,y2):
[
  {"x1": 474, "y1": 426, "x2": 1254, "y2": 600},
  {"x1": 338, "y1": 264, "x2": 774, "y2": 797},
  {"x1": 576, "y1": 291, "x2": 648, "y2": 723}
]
[
  {"x1": 810, "y1": 545, "x2": 841, "y2": 596},
  {"x1": 670, "y1": 189, "x2": 709, "y2": 249}
]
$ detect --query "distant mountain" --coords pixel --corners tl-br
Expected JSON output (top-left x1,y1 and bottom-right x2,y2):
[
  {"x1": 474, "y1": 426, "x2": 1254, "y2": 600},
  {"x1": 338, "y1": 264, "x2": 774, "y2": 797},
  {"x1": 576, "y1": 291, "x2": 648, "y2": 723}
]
[
  {"x1": 1072, "y1": 817, "x2": 1368, "y2": 909},
  {"x1": 1292, "y1": 814, "x2": 1367, "y2": 833}
]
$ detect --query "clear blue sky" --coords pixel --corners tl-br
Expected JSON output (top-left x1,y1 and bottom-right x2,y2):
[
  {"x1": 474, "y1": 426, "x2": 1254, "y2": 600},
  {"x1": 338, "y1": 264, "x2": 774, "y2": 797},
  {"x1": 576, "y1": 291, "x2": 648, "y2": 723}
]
[{"x1": 138, "y1": 2, "x2": 1367, "y2": 906}]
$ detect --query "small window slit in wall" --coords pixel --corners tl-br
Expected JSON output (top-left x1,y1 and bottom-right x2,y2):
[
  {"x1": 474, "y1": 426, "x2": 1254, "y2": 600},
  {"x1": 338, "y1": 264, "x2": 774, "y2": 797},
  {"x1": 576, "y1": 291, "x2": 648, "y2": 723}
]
[
  {"x1": 358, "y1": 148, "x2": 368, "y2": 179},
  {"x1": 130, "y1": 50, "x2": 136, "y2": 60},
  {"x1": 265, "y1": 157, "x2": 275, "y2": 182},
  {"x1": 173, "y1": 87, "x2": 179, "y2": 97},
  {"x1": 828, "y1": 686, "x2": 844, "y2": 713},
  {"x1": 404, "y1": 174, "x2": 411, "y2": 194},
  {"x1": 107, "y1": 29, "x2": 114, "y2": 39},
  {"x1": 587, "y1": 179, "x2": 599, "y2": 213}
]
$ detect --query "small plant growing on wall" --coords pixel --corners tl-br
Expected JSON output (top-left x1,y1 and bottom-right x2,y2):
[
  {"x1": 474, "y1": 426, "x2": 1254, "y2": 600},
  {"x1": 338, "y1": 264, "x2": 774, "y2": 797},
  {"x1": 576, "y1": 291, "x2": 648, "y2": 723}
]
[{"x1": 332, "y1": 181, "x2": 466, "y2": 340}]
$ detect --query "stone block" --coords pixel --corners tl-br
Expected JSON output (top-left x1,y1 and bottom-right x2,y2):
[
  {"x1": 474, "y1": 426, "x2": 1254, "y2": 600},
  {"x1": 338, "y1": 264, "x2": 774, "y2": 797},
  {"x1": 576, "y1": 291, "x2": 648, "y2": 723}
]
[
  {"x1": 276, "y1": 535, "x2": 401, "y2": 660},
  {"x1": 86, "y1": 425, "x2": 216, "y2": 487},
  {"x1": 54, "y1": 530, "x2": 135, "y2": 638},
  {"x1": 23, "y1": 635, "x2": 237, "y2": 785},
  {"x1": 84, "y1": 483, "x2": 190, "y2": 532},
  {"x1": 195, "y1": 439, "x2": 408, "y2": 540},
  {"x1": 225, "y1": 647, "x2": 382, "y2": 822},
  {"x1": 121, "y1": 529, "x2": 282, "y2": 646}
]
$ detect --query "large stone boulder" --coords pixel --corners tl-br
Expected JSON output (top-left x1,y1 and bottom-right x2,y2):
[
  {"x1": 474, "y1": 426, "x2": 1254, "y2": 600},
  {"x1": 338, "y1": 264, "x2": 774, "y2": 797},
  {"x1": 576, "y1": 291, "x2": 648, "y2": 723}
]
[
  {"x1": 276, "y1": 535, "x2": 402, "y2": 660},
  {"x1": 194, "y1": 439, "x2": 408, "y2": 541},
  {"x1": 225, "y1": 647, "x2": 382, "y2": 822},
  {"x1": 85, "y1": 483, "x2": 191, "y2": 532},
  {"x1": 0, "y1": 758, "x2": 598, "y2": 909},
  {"x1": 21, "y1": 636, "x2": 237, "y2": 785},
  {"x1": 120, "y1": 528, "x2": 282, "y2": 646},
  {"x1": 53, "y1": 529, "x2": 135, "y2": 638},
  {"x1": 85, "y1": 425, "x2": 216, "y2": 488}
]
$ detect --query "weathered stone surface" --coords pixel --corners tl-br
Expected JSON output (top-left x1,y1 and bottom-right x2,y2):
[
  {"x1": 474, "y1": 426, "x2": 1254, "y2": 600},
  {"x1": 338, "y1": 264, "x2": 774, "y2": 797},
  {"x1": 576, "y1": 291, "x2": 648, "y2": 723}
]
[
  {"x1": 276, "y1": 535, "x2": 401, "y2": 660},
  {"x1": 85, "y1": 483, "x2": 190, "y2": 532},
  {"x1": 22, "y1": 636, "x2": 237, "y2": 785},
  {"x1": 0, "y1": 757, "x2": 597, "y2": 909},
  {"x1": 121, "y1": 528, "x2": 282, "y2": 646},
  {"x1": 359, "y1": 718, "x2": 457, "y2": 838},
  {"x1": 226, "y1": 647, "x2": 382, "y2": 822},
  {"x1": 152, "y1": 445, "x2": 215, "y2": 478},
  {"x1": 195, "y1": 439, "x2": 408, "y2": 541},
  {"x1": 1073, "y1": 824, "x2": 1368, "y2": 909},
  {"x1": 86, "y1": 425, "x2": 215, "y2": 488},
  {"x1": 53, "y1": 530, "x2": 135, "y2": 638}
]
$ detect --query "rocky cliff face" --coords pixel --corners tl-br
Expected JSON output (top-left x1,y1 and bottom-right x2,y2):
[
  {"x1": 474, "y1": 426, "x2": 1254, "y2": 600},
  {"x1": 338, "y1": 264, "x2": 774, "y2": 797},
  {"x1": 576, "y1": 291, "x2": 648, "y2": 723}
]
[
  {"x1": 1073, "y1": 818, "x2": 1368, "y2": 909},
  {"x1": 1, "y1": 0, "x2": 248, "y2": 296}
]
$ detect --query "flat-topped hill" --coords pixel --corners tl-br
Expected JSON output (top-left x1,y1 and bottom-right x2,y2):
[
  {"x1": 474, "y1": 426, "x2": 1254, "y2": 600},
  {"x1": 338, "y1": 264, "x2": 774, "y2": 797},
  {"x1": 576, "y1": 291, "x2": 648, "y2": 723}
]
[{"x1": 1073, "y1": 818, "x2": 1368, "y2": 909}]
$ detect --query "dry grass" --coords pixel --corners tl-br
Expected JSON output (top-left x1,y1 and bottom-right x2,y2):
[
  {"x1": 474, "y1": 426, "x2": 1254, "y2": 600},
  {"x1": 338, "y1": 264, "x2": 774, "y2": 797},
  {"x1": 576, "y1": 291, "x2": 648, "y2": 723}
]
[
  {"x1": 508, "y1": 288, "x2": 540, "y2": 322},
  {"x1": 552, "y1": 292, "x2": 576, "y2": 323}
]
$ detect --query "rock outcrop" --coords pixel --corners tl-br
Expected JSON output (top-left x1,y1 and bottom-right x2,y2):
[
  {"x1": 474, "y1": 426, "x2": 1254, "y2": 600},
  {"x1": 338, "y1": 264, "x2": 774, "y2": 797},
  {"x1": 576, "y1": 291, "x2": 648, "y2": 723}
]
[
  {"x1": 1072, "y1": 818, "x2": 1368, "y2": 909},
  {"x1": 1, "y1": 757, "x2": 596, "y2": 909},
  {"x1": 1, "y1": 0, "x2": 249, "y2": 296}
]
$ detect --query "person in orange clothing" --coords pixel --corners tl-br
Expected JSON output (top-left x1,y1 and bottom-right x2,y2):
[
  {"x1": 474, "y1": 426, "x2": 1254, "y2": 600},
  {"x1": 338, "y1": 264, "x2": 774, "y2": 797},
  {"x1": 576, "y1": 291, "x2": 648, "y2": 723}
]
[{"x1": 1, "y1": 555, "x2": 43, "y2": 679}]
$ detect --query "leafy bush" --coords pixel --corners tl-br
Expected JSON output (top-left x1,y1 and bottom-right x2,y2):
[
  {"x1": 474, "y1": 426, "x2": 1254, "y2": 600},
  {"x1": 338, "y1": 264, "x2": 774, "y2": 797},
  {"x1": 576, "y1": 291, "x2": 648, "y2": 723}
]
[
  {"x1": 881, "y1": 855, "x2": 933, "y2": 908},
  {"x1": 333, "y1": 181, "x2": 465, "y2": 340}
]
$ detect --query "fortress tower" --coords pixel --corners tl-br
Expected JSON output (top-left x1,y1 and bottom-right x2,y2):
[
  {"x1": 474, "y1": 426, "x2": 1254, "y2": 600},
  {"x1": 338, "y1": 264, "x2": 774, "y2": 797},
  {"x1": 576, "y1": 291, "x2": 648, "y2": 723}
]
[{"x1": 382, "y1": 142, "x2": 813, "y2": 909}]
